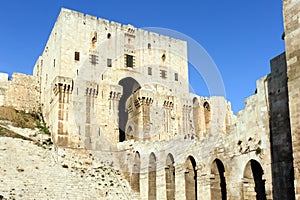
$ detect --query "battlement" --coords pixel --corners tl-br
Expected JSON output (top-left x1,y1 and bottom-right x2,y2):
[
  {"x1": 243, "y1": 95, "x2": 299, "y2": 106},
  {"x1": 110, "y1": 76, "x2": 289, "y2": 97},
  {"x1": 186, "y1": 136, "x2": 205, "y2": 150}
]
[{"x1": 58, "y1": 8, "x2": 186, "y2": 46}]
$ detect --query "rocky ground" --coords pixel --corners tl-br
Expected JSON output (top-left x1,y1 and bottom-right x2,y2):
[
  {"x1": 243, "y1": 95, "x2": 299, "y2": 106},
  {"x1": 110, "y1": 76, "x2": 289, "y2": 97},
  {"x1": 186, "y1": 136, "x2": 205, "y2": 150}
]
[{"x1": 0, "y1": 121, "x2": 136, "y2": 200}]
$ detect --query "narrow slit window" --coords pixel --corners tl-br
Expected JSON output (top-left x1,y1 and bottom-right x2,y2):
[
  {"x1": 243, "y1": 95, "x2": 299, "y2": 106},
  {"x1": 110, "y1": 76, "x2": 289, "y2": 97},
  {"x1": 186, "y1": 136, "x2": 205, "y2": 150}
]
[
  {"x1": 148, "y1": 67, "x2": 152, "y2": 75},
  {"x1": 75, "y1": 52, "x2": 80, "y2": 61},
  {"x1": 107, "y1": 58, "x2": 112, "y2": 67},
  {"x1": 175, "y1": 73, "x2": 178, "y2": 81}
]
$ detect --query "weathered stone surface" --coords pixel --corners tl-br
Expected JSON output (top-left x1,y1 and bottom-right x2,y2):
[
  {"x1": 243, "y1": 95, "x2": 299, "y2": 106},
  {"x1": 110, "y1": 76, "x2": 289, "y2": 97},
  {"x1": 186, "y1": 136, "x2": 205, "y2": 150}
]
[
  {"x1": 0, "y1": 2, "x2": 299, "y2": 199},
  {"x1": 3, "y1": 73, "x2": 40, "y2": 113},
  {"x1": 283, "y1": 0, "x2": 300, "y2": 199}
]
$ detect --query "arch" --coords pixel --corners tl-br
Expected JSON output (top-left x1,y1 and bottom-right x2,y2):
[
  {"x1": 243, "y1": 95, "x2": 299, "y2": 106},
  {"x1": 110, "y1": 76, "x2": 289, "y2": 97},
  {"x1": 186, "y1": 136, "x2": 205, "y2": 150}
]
[
  {"x1": 148, "y1": 152, "x2": 157, "y2": 200},
  {"x1": 131, "y1": 152, "x2": 141, "y2": 192},
  {"x1": 193, "y1": 97, "x2": 200, "y2": 137},
  {"x1": 243, "y1": 160, "x2": 266, "y2": 200},
  {"x1": 203, "y1": 101, "x2": 211, "y2": 133},
  {"x1": 211, "y1": 159, "x2": 227, "y2": 200},
  {"x1": 126, "y1": 125, "x2": 134, "y2": 140},
  {"x1": 118, "y1": 77, "x2": 141, "y2": 142},
  {"x1": 165, "y1": 153, "x2": 175, "y2": 200},
  {"x1": 185, "y1": 156, "x2": 197, "y2": 200}
]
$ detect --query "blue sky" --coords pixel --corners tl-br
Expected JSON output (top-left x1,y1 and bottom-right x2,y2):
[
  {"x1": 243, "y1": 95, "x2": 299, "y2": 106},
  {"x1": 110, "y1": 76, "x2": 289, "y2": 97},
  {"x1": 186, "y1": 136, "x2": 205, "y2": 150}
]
[{"x1": 0, "y1": 0, "x2": 284, "y2": 113}]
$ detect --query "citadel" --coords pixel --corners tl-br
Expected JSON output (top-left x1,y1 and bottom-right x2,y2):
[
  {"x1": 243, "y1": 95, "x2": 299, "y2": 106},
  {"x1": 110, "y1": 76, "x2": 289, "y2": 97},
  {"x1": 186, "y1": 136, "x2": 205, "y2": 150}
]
[{"x1": 0, "y1": 1, "x2": 300, "y2": 199}]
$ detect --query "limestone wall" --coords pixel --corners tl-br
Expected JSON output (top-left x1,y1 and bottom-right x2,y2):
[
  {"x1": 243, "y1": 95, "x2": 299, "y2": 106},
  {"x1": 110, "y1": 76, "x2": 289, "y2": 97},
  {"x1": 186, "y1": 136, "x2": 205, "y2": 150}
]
[
  {"x1": 34, "y1": 8, "x2": 190, "y2": 147},
  {"x1": 116, "y1": 75, "x2": 273, "y2": 199},
  {"x1": 4, "y1": 73, "x2": 40, "y2": 113},
  {"x1": 283, "y1": 0, "x2": 300, "y2": 199},
  {"x1": 0, "y1": 72, "x2": 8, "y2": 106}
]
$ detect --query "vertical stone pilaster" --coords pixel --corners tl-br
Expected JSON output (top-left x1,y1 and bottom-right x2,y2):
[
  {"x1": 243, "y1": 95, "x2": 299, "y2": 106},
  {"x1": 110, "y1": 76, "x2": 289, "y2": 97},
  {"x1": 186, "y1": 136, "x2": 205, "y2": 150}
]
[
  {"x1": 156, "y1": 167, "x2": 167, "y2": 200},
  {"x1": 174, "y1": 164, "x2": 185, "y2": 200},
  {"x1": 140, "y1": 172, "x2": 148, "y2": 200},
  {"x1": 197, "y1": 174, "x2": 211, "y2": 200},
  {"x1": 108, "y1": 89, "x2": 122, "y2": 143}
]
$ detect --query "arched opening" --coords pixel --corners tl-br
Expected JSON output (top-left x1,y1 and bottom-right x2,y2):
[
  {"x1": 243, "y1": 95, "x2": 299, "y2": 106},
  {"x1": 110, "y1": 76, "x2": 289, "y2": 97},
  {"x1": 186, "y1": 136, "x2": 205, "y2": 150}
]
[
  {"x1": 243, "y1": 160, "x2": 266, "y2": 200},
  {"x1": 126, "y1": 125, "x2": 134, "y2": 140},
  {"x1": 118, "y1": 77, "x2": 141, "y2": 142},
  {"x1": 203, "y1": 102, "x2": 211, "y2": 131},
  {"x1": 185, "y1": 156, "x2": 197, "y2": 200},
  {"x1": 211, "y1": 159, "x2": 227, "y2": 200},
  {"x1": 193, "y1": 97, "x2": 200, "y2": 137},
  {"x1": 131, "y1": 152, "x2": 141, "y2": 192},
  {"x1": 148, "y1": 152, "x2": 157, "y2": 200},
  {"x1": 166, "y1": 153, "x2": 175, "y2": 200}
]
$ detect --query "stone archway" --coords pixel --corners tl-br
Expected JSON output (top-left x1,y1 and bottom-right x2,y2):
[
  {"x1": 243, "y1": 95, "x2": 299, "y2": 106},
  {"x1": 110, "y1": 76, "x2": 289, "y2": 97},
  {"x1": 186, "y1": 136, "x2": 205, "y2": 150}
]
[
  {"x1": 118, "y1": 77, "x2": 141, "y2": 142},
  {"x1": 243, "y1": 160, "x2": 266, "y2": 200},
  {"x1": 165, "y1": 153, "x2": 175, "y2": 200},
  {"x1": 131, "y1": 152, "x2": 141, "y2": 192},
  {"x1": 148, "y1": 152, "x2": 157, "y2": 200},
  {"x1": 211, "y1": 159, "x2": 227, "y2": 200},
  {"x1": 185, "y1": 156, "x2": 197, "y2": 200}
]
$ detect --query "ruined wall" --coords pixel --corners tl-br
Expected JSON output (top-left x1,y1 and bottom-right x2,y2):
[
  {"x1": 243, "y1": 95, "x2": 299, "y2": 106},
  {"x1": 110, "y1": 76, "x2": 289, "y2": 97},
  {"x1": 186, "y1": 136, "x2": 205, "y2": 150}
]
[
  {"x1": 4, "y1": 73, "x2": 40, "y2": 113},
  {"x1": 0, "y1": 73, "x2": 9, "y2": 106},
  {"x1": 283, "y1": 0, "x2": 300, "y2": 199},
  {"x1": 268, "y1": 52, "x2": 295, "y2": 199}
]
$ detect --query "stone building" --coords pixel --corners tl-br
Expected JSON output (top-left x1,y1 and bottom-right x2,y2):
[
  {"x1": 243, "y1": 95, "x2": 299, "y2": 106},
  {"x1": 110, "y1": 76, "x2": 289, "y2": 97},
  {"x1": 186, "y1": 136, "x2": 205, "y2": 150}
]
[{"x1": 0, "y1": 1, "x2": 299, "y2": 199}]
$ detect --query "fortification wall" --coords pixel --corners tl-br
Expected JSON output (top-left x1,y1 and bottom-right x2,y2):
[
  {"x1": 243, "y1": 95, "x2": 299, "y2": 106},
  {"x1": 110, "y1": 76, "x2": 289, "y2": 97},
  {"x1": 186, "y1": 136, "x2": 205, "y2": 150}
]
[
  {"x1": 0, "y1": 73, "x2": 9, "y2": 106},
  {"x1": 4, "y1": 73, "x2": 40, "y2": 113},
  {"x1": 116, "y1": 77, "x2": 273, "y2": 199},
  {"x1": 268, "y1": 52, "x2": 295, "y2": 199},
  {"x1": 283, "y1": 0, "x2": 300, "y2": 199}
]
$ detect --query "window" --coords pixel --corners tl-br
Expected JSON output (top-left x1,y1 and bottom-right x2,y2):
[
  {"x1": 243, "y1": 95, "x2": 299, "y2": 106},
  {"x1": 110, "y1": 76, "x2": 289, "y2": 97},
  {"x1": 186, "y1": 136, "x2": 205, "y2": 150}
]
[
  {"x1": 53, "y1": 59, "x2": 56, "y2": 67},
  {"x1": 92, "y1": 31, "x2": 97, "y2": 44},
  {"x1": 75, "y1": 52, "x2": 80, "y2": 61},
  {"x1": 148, "y1": 43, "x2": 151, "y2": 49},
  {"x1": 125, "y1": 54, "x2": 134, "y2": 68},
  {"x1": 148, "y1": 67, "x2": 152, "y2": 75},
  {"x1": 175, "y1": 73, "x2": 178, "y2": 81},
  {"x1": 107, "y1": 58, "x2": 112, "y2": 67},
  {"x1": 162, "y1": 54, "x2": 166, "y2": 62},
  {"x1": 107, "y1": 33, "x2": 111, "y2": 39},
  {"x1": 160, "y1": 69, "x2": 167, "y2": 79},
  {"x1": 89, "y1": 54, "x2": 98, "y2": 65}
]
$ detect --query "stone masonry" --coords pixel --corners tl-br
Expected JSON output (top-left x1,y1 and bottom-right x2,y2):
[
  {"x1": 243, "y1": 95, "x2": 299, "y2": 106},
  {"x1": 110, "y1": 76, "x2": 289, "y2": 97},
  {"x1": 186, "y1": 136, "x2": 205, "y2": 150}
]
[
  {"x1": 283, "y1": 0, "x2": 300, "y2": 199},
  {"x1": 0, "y1": 1, "x2": 300, "y2": 199}
]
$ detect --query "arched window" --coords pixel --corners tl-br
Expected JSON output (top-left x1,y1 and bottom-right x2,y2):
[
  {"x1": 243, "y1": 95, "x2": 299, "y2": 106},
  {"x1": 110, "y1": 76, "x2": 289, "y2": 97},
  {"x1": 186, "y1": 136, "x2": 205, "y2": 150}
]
[{"x1": 203, "y1": 102, "x2": 211, "y2": 131}]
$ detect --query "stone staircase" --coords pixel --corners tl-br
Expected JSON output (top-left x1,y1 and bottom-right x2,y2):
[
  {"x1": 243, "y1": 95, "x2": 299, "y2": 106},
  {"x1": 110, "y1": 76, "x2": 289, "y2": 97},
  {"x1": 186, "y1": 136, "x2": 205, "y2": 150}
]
[{"x1": 0, "y1": 126, "x2": 138, "y2": 200}]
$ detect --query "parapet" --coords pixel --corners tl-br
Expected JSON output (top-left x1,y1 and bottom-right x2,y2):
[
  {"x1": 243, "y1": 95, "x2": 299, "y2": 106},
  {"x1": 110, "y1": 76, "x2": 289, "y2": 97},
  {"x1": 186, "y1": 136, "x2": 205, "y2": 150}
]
[{"x1": 0, "y1": 73, "x2": 9, "y2": 82}]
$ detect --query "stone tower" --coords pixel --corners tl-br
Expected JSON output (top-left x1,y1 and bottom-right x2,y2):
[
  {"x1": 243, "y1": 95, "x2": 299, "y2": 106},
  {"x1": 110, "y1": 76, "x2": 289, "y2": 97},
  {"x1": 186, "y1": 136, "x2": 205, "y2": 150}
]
[
  {"x1": 33, "y1": 8, "x2": 190, "y2": 148},
  {"x1": 283, "y1": 0, "x2": 300, "y2": 199}
]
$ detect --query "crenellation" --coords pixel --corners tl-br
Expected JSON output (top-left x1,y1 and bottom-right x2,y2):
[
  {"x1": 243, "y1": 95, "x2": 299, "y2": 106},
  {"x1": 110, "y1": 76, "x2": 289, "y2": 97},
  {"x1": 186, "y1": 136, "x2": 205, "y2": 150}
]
[{"x1": 0, "y1": 4, "x2": 299, "y2": 200}]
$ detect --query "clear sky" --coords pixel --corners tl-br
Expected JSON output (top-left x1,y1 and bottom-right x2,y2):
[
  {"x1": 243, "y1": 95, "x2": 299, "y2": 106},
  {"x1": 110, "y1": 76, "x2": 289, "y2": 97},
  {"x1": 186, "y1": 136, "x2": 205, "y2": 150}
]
[{"x1": 0, "y1": 0, "x2": 284, "y2": 114}]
